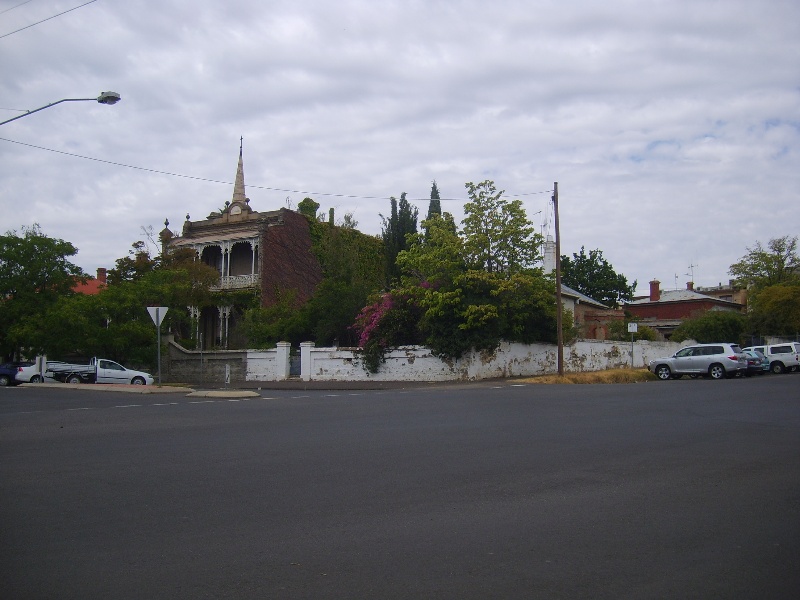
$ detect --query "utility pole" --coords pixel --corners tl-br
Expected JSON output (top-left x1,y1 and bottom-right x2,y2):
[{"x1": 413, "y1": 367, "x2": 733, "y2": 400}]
[{"x1": 553, "y1": 182, "x2": 564, "y2": 376}]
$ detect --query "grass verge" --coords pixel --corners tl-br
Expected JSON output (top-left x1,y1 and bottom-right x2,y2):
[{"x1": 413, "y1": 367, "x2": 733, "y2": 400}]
[{"x1": 517, "y1": 368, "x2": 656, "y2": 384}]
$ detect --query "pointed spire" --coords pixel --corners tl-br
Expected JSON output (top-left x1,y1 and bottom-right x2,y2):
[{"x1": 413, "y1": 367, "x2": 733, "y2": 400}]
[{"x1": 231, "y1": 137, "x2": 246, "y2": 204}]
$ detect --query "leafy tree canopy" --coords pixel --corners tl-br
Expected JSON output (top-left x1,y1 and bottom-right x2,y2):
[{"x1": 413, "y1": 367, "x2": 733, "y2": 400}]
[
  {"x1": 397, "y1": 212, "x2": 464, "y2": 287},
  {"x1": 353, "y1": 182, "x2": 556, "y2": 371},
  {"x1": 0, "y1": 225, "x2": 86, "y2": 359},
  {"x1": 10, "y1": 239, "x2": 222, "y2": 366},
  {"x1": 729, "y1": 235, "x2": 799, "y2": 295},
  {"x1": 107, "y1": 240, "x2": 157, "y2": 284},
  {"x1": 560, "y1": 246, "x2": 636, "y2": 308},
  {"x1": 746, "y1": 284, "x2": 800, "y2": 337},
  {"x1": 462, "y1": 180, "x2": 541, "y2": 274},
  {"x1": 670, "y1": 310, "x2": 747, "y2": 344}
]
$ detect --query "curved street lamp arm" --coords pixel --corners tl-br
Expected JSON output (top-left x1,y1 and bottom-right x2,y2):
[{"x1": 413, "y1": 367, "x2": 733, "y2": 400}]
[{"x1": 0, "y1": 92, "x2": 121, "y2": 127}]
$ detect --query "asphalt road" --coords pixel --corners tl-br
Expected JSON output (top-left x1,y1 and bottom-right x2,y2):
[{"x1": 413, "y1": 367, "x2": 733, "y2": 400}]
[{"x1": 1, "y1": 376, "x2": 799, "y2": 599}]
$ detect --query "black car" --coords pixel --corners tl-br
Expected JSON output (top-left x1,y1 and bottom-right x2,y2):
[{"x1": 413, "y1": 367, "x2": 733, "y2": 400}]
[{"x1": 0, "y1": 362, "x2": 27, "y2": 386}]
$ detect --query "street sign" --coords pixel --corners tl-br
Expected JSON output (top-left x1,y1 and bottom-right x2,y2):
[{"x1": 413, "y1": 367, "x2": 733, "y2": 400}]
[
  {"x1": 147, "y1": 306, "x2": 169, "y2": 326},
  {"x1": 147, "y1": 307, "x2": 169, "y2": 385},
  {"x1": 627, "y1": 322, "x2": 638, "y2": 333}
]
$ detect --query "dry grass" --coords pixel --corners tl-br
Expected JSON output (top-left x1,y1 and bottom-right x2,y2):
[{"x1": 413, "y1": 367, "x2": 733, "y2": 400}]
[{"x1": 516, "y1": 368, "x2": 656, "y2": 384}]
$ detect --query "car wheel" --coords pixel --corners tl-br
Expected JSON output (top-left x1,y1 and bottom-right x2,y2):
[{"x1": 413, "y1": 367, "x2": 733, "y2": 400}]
[
  {"x1": 709, "y1": 364, "x2": 726, "y2": 380},
  {"x1": 655, "y1": 365, "x2": 672, "y2": 380},
  {"x1": 0, "y1": 375, "x2": 10, "y2": 386},
  {"x1": 30, "y1": 375, "x2": 42, "y2": 383},
  {"x1": 770, "y1": 362, "x2": 785, "y2": 374},
  {"x1": 67, "y1": 375, "x2": 82, "y2": 384},
  {"x1": 131, "y1": 376, "x2": 146, "y2": 385}
]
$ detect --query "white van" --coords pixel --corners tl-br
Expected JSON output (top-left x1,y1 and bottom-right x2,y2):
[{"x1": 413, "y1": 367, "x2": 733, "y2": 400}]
[{"x1": 742, "y1": 344, "x2": 799, "y2": 374}]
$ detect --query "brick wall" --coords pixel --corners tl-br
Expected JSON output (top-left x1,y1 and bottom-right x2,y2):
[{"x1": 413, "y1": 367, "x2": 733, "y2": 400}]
[{"x1": 261, "y1": 209, "x2": 323, "y2": 308}]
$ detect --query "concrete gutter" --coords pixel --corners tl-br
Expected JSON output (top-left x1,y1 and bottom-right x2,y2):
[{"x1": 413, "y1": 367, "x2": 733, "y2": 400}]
[
  {"x1": 20, "y1": 383, "x2": 196, "y2": 394},
  {"x1": 185, "y1": 390, "x2": 261, "y2": 398}
]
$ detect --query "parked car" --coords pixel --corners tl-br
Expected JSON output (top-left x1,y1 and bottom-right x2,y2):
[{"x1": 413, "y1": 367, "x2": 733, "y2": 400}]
[
  {"x1": 742, "y1": 344, "x2": 800, "y2": 374},
  {"x1": 648, "y1": 343, "x2": 747, "y2": 380},
  {"x1": 742, "y1": 349, "x2": 769, "y2": 376},
  {"x1": 14, "y1": 363, "x2": 48, "y2": 383},
  {"x1": 46, "y1": 358, "x2": 154, "y2": 385},
  {"x1": 0, "y1": 362, "x2": 34, "y2": 386}
]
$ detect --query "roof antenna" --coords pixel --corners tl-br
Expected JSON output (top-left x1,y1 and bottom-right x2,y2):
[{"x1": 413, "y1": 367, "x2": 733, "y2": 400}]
[{"x1": 686, "y1": 262, "x2": 697, "y2": 284}]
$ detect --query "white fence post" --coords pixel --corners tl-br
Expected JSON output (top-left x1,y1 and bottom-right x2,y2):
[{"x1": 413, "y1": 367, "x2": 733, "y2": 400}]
[
  {"x1": 276, "y1": 341, "x2": 291, "y2": 380},
  {"x1": 300, "y1": 341, "x2": 314, "y2": 381}
]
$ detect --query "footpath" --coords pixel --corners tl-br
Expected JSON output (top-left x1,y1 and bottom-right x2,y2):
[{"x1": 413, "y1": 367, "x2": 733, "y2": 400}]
[{"x1": 20, "y1": 378, "x2": 451, "y2": 398}]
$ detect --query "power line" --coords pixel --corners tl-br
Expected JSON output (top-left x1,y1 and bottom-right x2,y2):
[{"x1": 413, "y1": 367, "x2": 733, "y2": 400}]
[
  {"x1": 0, "y1": 135, "x2": 553, "y2": 203},
  {"x1": 0, "y1": 0, "x2": 97, "y2": 40},
  {"x1": 0, "y1": 0, "x2": 37, "y2": 17}
]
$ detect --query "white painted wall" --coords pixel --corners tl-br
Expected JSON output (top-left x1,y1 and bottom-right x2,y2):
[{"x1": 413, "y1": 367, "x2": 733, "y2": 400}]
[
  {"x1": 245, "y1": 341, "x2": 290, "y2": 381},
  {"x1": 247, "y1": 339, "x2": 686, "y2": 382}
]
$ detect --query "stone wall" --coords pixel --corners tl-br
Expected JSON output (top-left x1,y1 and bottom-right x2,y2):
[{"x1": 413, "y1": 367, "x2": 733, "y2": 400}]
[{"x1": 163, "y1": 338, "x2": 247, "y2": 385}]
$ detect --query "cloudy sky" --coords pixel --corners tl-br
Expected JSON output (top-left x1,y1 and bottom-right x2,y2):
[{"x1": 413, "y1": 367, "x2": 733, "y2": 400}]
[{"x1": 2, "y1": 0, "x2": 798, "y2": 294}]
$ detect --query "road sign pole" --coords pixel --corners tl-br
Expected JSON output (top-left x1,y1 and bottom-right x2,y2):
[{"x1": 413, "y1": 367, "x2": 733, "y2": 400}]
[
  {"x1": 147, "y1": 307, "x2": 169, "y2": 386},
  {"x1": 156, "y1": 308, "x2": 162, "y2": 385}
]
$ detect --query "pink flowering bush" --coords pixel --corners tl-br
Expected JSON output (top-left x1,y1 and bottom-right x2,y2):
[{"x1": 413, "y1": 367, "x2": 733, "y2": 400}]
[{"x1": 351, "y1": 291, "x2": 423, "y2": 373}]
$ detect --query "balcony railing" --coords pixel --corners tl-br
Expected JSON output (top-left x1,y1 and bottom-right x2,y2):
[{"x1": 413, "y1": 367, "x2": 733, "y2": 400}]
[{"x1": 211, "y1": 274, "x2": 260, "y2": 290}]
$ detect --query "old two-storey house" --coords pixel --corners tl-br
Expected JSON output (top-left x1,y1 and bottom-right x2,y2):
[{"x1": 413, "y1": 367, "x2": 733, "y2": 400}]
[{"x1": 159, "y1": 146, "x2": 322, "y2": 349}]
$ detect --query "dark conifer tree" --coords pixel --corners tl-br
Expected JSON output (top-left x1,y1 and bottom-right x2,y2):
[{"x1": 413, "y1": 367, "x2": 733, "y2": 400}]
[
  {"x1": 426, "y1": 180, "x2": 442, "y2": 221},
  {"x1": 381, "y1": 192, "x2": 418, "y2": 285}
]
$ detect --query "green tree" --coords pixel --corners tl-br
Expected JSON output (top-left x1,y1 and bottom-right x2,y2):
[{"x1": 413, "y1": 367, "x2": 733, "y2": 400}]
[
  {"x1": 397, "y1": 212, "x2": 464, "y2": 287},
  {"x1": 462, "y1": 180, "x2": 541, "y2": 274},
  {"x1": 746, "y1": 284, "x2": 800, "y2": 337},
  {"x1": 381, "y1": 192, "x2": 418, "y2": 285},
  {"x1": 426, "y1": 180, "x2": 442, "y2": 221},
  {"x1": 14, "y1": 240, "x2": 222, "y2": 366},
  {"x1": 107, "y1": 240, "x2": 157, "y2": 284},
  {"x1": 670, "y1": 311, "x2": 747, "y2": 344},
  {"x1": 354, "y1": 186, "x2": 557, "y2": 371},
  {"x1": 729, "y1": 235, "x2": 799, "y2": 295},
  {"x1": 560, "y1": 246, "x2": 636, "y2": 308},
  {"x1": 0, "y1": 225, "x2": 86, "y2": 359},
  {"x1": 297, "y1": 197, "x2": 320, "y2": 221}
]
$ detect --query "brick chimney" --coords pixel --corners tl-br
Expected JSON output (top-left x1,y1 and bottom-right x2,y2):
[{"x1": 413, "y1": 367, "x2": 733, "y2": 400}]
[
  {"x1": 686, "y1": 281, "x2": 694, "y2": 291},
  {"x1": 96, "y1": 268, "x2": 107, "y2": 285},
  {"x1": 649, "y1": 279, "x2": 661, "y2": 302}
]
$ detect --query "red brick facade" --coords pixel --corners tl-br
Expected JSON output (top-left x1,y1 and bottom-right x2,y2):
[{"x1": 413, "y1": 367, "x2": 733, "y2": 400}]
[{"x1": 260, "y1": 209, "x2": 323, "y2": 308}]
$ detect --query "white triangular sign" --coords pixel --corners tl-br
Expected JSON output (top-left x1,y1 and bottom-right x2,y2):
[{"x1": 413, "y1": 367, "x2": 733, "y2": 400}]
[{"x1": 147, "y1": 306, "x2": 169, "y2": 326}]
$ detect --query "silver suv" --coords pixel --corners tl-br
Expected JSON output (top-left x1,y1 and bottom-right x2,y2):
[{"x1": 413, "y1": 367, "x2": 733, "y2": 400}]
[
  {"x1": 742, "y1": 343, "x2": 800, "y2": 374},
  {"x1": 649, "y1": 343, "x2": 747, "y2": 380}
]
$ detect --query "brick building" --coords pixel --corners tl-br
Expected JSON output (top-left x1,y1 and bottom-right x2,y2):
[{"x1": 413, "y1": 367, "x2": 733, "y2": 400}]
[
  {"x1": 73, "y1": 268, "x2": 107, "y2": 295},
  {"x1": 625, "y1": 279, "x2": 745, "y2": 339},
  {"x1": 159, "y1": 144, "x2": 322, "y2": 349}
]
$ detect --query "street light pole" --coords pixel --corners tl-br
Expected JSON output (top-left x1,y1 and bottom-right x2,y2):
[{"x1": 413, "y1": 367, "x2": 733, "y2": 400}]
[{"x1": 0, "y1": 91, "x2": 121, "y2": 126}]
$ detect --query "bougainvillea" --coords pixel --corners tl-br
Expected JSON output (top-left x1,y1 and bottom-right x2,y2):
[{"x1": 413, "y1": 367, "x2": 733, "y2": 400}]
[{"x1": 351, "y1": 291, "x2": 423, "y2": 373}]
